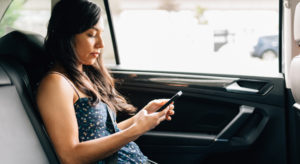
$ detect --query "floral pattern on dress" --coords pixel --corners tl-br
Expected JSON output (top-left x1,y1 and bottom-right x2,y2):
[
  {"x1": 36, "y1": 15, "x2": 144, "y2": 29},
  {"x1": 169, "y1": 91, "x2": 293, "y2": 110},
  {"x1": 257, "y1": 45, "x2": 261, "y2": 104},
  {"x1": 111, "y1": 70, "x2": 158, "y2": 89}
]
[{"x1": 74, "y1": 97, "x2": 148, "y2": 164}]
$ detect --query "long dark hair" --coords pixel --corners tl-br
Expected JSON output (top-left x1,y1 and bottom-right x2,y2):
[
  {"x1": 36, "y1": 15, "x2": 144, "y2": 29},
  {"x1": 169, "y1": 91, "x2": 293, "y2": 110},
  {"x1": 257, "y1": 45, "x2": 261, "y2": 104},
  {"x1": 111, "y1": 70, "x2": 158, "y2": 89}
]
[{"x1": 45, "y1": 0, "x2": 136, "y2": 114}]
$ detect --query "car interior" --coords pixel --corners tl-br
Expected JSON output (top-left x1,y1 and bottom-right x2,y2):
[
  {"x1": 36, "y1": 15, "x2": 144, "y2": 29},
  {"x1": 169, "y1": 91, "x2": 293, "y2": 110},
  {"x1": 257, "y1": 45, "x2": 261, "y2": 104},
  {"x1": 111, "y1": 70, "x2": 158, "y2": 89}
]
[
  {"x1": 0, "y1": 31, "x2": 59, "y2": 163},
  {"x1": 1, "y1": 0, "x2": 300, "y2": 164}
]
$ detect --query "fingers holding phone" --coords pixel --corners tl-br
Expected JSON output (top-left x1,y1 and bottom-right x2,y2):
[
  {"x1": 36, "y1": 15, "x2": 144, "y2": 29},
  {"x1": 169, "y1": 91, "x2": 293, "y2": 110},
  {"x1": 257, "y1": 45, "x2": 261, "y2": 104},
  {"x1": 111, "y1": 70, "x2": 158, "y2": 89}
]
[
  {"x1": 134, "y1": 91, "x2": 182, "y2": 135},
  {"x1": 156, "y1": 91, "x2": 182, "y2": 112},
  {"x1": 166, "y1": 104, "x2": 175, "y2": 121},
  {"x1": 143, "y1": 99, "x2": 169, "y2": 114},
  {"x1": 157, "y1": 90, "x2": 182, "y2": 120}
]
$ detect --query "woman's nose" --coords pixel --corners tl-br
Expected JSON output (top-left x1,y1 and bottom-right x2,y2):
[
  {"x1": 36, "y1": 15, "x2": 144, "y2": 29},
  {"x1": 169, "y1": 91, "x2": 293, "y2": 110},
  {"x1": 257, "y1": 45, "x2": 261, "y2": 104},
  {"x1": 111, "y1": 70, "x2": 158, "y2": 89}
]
[{"x1": 95, "y1": 36, "x2": 104, "y2": 48}]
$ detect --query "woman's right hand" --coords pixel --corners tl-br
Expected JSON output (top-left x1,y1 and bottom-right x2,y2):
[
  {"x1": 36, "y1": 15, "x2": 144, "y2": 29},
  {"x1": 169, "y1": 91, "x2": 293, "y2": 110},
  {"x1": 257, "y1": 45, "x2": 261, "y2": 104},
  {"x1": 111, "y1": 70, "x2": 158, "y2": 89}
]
[{"x1": 132, "y1": 99, "x2": 175, "y2": 136}]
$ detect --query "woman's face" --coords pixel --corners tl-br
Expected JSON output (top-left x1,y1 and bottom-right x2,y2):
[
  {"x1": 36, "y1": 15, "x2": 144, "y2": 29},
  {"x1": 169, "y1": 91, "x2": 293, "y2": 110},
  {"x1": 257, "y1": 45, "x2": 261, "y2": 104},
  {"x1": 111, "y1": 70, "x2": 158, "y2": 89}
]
[{"x1": 73, "y1": 18, "x2": 105, "y2": 66}]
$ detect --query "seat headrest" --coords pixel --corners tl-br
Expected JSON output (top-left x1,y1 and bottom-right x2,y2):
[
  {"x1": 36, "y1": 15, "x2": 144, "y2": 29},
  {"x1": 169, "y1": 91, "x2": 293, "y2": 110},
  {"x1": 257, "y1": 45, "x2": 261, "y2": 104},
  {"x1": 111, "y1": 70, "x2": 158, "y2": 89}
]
[
  {"x1": 290, "y1": 55, "x2": 300, "y2": 106},
  {"x1": 294, "y1": 2, "x2": 300, "y2": 43},
  {"x1": 0, "y1": 31, "x2": 51, "y2": 88},
  {"x1": 0, "y1": 31, "x2": 46, "y2": 64}
]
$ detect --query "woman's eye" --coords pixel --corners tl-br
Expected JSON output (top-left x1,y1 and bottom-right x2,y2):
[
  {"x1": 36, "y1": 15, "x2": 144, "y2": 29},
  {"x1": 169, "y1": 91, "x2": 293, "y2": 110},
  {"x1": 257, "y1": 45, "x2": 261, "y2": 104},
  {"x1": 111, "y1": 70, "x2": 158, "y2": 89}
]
[{"x1": 88, "y1": 33, "x2": 96, "y2": 37}]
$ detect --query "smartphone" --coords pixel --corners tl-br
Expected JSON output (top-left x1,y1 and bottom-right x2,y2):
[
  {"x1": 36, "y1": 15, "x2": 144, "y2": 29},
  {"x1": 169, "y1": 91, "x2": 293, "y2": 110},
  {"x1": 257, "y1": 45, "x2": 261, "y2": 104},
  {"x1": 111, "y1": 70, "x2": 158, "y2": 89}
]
[{"x1": 157, "y1": 91, "x2": 183, "y2": 112}]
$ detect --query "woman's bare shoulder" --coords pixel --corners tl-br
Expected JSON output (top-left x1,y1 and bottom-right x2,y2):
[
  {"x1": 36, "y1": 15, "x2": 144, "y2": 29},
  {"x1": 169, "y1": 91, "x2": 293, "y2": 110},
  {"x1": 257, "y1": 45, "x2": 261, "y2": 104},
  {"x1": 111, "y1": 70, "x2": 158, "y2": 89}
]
[
  {"x1": 36, "y1": 73, "x2": 74, "y2": 105},
  {"x1": 38, "y1": 73, "x2": 70, "y2": 92}
]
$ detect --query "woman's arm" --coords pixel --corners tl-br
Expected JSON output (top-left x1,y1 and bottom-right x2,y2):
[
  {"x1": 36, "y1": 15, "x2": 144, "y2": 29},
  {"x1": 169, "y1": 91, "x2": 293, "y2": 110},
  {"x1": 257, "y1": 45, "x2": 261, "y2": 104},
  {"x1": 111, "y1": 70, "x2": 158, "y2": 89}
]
[
  {"x1": 37, "y1": 74, "x2": 170, "y2": 164},
  {"x1": 117, "y1": 116, "x2": 135, "y2": 130}
]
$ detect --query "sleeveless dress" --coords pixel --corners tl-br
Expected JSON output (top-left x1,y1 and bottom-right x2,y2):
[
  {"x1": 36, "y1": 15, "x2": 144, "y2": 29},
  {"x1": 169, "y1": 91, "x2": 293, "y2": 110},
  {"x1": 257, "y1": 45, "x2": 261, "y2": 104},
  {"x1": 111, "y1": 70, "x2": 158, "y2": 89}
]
[
  {"x1": 50, "y1": 72, "x2": 149, "y2": 164},
  {"x1": 75, "y1": 97, "x2": 148, "y2": 164}
]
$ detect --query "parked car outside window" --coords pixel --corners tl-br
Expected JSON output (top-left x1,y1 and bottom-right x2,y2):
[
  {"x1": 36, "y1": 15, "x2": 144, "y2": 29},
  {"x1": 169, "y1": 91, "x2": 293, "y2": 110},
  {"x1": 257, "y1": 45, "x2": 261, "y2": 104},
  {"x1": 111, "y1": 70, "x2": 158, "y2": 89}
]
[{"x1": 251, "y1": 35, "x2": 279, "y2": 60}]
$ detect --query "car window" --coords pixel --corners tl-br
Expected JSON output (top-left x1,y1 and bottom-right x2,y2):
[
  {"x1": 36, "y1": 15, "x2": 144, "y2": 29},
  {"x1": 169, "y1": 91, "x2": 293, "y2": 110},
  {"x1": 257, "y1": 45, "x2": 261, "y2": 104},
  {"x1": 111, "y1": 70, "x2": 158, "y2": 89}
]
[
  {"x1": 0, "y1": 0, "x2": 116, "y2": 66},
  {"x1": 0, "y1": 0, "x2": 51, "y2": 37},
  {"x1": 109, "y1": 0, "x2": 280, "y2": 77}
]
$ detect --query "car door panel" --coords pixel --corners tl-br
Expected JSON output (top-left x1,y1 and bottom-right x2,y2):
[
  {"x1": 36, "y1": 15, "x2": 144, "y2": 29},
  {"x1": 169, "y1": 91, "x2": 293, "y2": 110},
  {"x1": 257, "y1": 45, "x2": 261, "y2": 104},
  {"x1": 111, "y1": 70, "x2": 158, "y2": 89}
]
[{"x1": 112, "y1": 69, "x2": 286, "y2": 164}]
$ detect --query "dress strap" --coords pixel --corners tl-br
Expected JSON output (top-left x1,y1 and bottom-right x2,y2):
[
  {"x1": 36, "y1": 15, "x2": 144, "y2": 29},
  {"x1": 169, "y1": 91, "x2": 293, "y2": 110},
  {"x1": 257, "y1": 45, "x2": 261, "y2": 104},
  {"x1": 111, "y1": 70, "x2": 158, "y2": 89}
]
[{"x1": 48, "y1": 71, "x2": 81, "y2": 99}]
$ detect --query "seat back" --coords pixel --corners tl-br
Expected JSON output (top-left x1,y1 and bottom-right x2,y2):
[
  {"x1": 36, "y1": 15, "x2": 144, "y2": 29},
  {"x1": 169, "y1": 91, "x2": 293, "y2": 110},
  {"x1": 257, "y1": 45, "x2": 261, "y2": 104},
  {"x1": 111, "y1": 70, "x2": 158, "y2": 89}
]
[
  {"x1": 290, "y1": 56, "x2": 300, "y2": 109},
  {"x1": 0, "y1": 31, "x2": 59, "y2": 163},
  {"x1": 292, "y1": 2, "x2": 300, "y2": 109}
]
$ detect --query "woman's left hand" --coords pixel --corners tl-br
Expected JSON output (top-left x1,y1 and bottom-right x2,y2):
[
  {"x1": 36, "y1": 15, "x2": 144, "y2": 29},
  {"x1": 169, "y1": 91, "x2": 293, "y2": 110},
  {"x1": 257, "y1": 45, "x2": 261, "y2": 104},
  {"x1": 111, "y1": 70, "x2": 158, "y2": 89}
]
[{"x1": 143, "y1": 99, "x2": 175, "y2": 121}]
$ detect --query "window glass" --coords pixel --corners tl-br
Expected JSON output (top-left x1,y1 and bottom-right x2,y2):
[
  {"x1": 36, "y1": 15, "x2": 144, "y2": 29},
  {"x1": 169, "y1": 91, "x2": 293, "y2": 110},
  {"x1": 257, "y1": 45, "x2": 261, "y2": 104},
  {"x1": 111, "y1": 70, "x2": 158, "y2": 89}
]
[
  {"x1": 0, "y1": 0, "x2": 51, "y2": 37},
  {"x1": 109, "y1": 0, "x2": 279, "y2": 77},
  {"x1": 0, "y1": 0, "x2": 116, "y2": 65}
]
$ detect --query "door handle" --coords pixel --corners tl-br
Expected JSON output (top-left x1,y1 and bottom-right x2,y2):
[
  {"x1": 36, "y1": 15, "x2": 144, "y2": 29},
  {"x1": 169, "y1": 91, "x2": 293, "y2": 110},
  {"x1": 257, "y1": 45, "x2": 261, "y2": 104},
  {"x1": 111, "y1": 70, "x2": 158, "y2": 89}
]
[
  {"x1": 293, "y1": 103, "x2": 300, "y2": 111},
  {"x1": 215, "y1": 105, "x2": 255, "y2": 142},
  {"x1": 225, "y1": 82, "x2": 259, "y2": 94}
]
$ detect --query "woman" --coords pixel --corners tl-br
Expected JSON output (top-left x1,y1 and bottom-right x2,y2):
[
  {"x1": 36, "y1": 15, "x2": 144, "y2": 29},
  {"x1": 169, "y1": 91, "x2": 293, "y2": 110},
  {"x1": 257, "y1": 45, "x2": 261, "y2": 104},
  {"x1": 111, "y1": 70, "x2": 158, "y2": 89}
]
[{"x1": 36, "y1": 0, "x2": 174, "y2": 164}]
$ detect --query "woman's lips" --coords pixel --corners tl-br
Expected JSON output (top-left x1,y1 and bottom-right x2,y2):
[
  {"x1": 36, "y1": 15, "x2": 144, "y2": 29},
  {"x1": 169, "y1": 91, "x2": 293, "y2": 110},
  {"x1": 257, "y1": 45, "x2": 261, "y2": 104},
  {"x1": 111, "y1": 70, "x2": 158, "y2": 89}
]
[{"x1": 90, "y1": 52, "x2": 99, "y2": 57}]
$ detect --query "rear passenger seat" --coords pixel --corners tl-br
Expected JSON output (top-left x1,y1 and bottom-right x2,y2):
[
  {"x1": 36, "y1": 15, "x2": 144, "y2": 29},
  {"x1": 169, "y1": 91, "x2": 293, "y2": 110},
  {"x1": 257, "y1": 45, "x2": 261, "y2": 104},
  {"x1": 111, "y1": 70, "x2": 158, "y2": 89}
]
[{"x1": 0, "y1": 31, "x2": 59, "y2": 163}]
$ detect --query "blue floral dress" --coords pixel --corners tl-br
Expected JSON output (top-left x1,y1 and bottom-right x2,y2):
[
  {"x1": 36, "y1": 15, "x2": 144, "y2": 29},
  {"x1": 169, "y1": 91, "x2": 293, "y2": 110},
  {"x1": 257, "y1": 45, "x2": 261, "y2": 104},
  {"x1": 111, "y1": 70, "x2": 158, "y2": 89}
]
[{"x1": 74, "y1": 97, "x2": 148, "y2": 164}]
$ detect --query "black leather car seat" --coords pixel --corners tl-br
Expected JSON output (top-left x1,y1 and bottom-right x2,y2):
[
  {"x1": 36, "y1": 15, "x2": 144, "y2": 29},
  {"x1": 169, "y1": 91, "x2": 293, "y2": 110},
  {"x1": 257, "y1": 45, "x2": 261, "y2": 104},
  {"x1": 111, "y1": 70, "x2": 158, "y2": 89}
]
[{"x1": 0, "y1": 31, "x2": 59, "y2": 163}]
